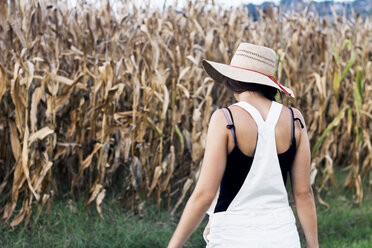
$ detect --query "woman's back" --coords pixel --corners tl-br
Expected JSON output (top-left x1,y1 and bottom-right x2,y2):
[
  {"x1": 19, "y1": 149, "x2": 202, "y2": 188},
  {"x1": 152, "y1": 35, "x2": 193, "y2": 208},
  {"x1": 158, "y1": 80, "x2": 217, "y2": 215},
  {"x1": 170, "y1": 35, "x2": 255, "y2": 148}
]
[
  {"x1": 206, "y1": 98, "x2": 303, "y2": 247},
  {"x1": 226, "y1": 99, "x2": 300, "y2": 158},
  {"x1": 213, "y1": 96, "x2": 302, "y2": 214},
  {"x1": 168, "y1": 42, "x2": 318, "y2": 248}
]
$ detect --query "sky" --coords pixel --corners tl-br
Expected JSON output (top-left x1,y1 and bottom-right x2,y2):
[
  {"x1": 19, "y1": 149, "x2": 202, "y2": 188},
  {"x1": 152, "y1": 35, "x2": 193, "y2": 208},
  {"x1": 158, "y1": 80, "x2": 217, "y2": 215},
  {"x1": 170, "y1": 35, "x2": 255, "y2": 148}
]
[
  {"x1": 148, "y1": 0, "x2": 280, "y2": 7},
  {"x1": 148, "y1": 0, "x2": 355, "y2": 8},
  {"x1": 68, "y1": 0, "x2": 355, "y2": 10}
]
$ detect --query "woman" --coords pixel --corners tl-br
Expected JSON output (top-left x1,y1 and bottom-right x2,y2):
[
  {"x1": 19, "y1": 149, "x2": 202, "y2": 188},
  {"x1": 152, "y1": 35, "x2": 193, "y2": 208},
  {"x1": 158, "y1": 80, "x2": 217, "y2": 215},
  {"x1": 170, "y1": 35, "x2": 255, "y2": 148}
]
[{"x1": 167, "y1": 43, "x2": 318, "y2": 248}]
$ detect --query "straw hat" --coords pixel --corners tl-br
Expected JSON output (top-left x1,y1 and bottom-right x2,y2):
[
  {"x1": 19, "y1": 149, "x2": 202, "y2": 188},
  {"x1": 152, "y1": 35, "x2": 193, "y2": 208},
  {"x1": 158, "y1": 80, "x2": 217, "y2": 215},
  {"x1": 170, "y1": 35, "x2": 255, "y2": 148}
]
[{"x1": 202, "y1": 43, "x2": 295, "y2": 98}]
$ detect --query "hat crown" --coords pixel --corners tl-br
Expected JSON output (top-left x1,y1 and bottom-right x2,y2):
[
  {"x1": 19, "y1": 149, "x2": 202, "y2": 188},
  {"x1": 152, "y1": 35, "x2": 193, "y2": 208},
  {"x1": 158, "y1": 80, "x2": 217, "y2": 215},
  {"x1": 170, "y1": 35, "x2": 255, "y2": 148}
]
[{"x1": 230, "y1": 43, "x2": 277, "y2": 76}]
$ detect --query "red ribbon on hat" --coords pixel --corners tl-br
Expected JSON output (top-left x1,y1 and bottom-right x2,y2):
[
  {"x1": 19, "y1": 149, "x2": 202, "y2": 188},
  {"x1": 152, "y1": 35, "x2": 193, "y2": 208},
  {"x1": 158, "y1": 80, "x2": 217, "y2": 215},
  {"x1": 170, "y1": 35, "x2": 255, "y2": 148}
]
[{"x1": 231, "y1": 65, "x2": 292, "y2": 96}]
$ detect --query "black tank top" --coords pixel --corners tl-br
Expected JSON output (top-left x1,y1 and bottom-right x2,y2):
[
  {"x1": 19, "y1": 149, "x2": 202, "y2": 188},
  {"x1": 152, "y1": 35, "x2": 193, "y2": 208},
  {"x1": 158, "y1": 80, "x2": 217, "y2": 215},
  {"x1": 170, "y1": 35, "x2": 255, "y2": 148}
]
[{"x1": 214, "y1": 106, "x2": 298, "y2": 213}]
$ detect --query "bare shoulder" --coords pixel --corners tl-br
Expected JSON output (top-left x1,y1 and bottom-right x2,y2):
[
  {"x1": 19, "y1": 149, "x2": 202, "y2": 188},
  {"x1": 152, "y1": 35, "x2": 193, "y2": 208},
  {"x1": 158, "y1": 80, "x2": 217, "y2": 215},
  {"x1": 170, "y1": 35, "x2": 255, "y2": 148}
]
[
  {"x1": 291, "y1": 107, "x2": 305, "y2": 121},
  {"x1": 205, "y1": 108, "x2": 229, "y2": 146},
  {"x1": 290, "y1": 107, "x2": 307, "y2": 130},
  {"x1": 209, "y1": 108, "x2": 228, "y2": 129}
]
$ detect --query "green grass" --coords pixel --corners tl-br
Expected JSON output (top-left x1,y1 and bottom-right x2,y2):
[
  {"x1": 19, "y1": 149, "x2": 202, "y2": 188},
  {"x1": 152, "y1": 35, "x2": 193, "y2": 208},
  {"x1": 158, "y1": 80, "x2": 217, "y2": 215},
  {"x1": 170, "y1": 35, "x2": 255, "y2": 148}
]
[
  {"x1": 293, "y1": 191, "x2": 372, "y2": 248},
  {"x1": 0, "y1": 197, "x2": 208, "y2": 248},
  {"x1": 308, "y1": 188, "x2": 372, "y2": 248},
  {"x1": 1, "y1": 169, "x2": 371, "y2": 248}
]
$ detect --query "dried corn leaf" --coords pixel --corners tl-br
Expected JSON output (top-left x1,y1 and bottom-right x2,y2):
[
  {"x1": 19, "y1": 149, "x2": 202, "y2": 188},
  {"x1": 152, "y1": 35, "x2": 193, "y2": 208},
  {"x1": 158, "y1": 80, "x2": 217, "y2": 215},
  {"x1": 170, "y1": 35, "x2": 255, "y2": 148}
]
[
  {"x1": 32, "y1": 161, "x2": 53, "y2": 193},
  {"x1": 130, "y1": 156, "x2": 142, "y2": 189},
  {"x1": 0, "y1": 0, "x2": 7, "y2": 32},
  {"x1": 10, "y1": 207, "x2": 26, "y2": 227},
  {"x1": 22, "y1": 126, "x2": 39, "y2": 201},
  {"x1": 33, "y1": 194, "x2": 50, "y2": 224},
  {"x1": 9, "y1": 121, "x2": 21, "y2": 160},
  {"x1": 160, "y1": 146, "x2": 175, "y2": 192},
  {"x1": 28, "y1": 127, "x2": 54, "y2": 146},
  {"x1": 0, "y1": 64, "x2": 6, "y2": 100},
  {"x1": 148, "y1": 166, "x2": 162, "y2": 196},
  {"x1": 96, "y1": 188, "x2": 106, "y2": 219},
  {"x1": 325, "y1": 154, "x2": 337, "y2": 188},
  {"x1": 87, "y1": 184, "x2": 103, "y2": 205},
  {"x1": 171, "y1": 178, "x2": 193, "y2": 215},
  {"x1": 71, "y1": 143, "x2": 103, "y2": 188},
  {"x1": 30, "y1": 87, "x2": 44, "y2": 132},
  {"x1": 10, "y1": 19, "x2": 27, "y2": 48}
]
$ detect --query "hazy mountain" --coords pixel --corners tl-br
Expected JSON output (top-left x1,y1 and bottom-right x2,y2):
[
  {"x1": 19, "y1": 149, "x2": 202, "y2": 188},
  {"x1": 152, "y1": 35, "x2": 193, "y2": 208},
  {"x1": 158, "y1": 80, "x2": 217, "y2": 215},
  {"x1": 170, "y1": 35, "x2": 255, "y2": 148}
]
[{"x1": 245, "y1": 0, "x2": 372, "y2": 19}]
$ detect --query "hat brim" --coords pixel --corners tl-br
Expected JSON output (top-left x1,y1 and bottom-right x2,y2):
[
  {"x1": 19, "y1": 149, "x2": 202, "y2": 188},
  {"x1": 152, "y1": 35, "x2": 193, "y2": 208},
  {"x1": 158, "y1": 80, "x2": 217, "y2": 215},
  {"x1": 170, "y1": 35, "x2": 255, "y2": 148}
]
[{"x1": 202, "y1": 59, "x2": 295, "y2": 98}]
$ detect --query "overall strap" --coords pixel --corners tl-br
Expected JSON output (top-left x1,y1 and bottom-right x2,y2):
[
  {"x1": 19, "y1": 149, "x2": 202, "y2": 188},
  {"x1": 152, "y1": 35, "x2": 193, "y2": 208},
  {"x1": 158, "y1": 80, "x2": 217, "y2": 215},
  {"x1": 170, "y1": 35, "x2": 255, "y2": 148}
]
[
  {"x1": 288, "y1": 107, "x2": 295, "y2": 145},
  {"x1": 265, "y1": 101, "x2": 283, "y2": 126},
  {"x1": 222, "y1": 108, "x2": 238, "y2": 146},
  {"x1": 290, "y1": 108, "x2": 305, "y2": 129},
  {"x1": 288, "y1": 107, "x2": 305, "y2": 146},
  {"x1": 233, "y1": 101, "x2": 265, "y2": 126}
]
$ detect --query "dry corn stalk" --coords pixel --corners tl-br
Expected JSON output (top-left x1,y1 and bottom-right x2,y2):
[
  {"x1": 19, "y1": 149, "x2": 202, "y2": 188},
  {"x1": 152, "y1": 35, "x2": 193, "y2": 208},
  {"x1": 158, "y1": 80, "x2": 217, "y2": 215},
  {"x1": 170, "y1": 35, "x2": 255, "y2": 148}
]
[{"x1": 0, "y1": 0, "x2": 371, "y2": 226}]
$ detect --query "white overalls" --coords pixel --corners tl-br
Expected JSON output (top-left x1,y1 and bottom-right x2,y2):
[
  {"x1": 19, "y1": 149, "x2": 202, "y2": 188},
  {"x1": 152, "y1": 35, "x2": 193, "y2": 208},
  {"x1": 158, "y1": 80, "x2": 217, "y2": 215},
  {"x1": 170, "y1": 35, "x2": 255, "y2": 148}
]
[{"x1": 204, "y1": 101, "x2": 301, "y2": 248}]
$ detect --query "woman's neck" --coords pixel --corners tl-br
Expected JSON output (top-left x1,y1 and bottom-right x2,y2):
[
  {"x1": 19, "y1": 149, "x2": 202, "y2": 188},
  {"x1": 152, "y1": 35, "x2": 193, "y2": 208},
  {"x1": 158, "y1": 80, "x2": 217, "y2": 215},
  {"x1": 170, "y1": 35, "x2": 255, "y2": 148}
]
[
  {"x1": 233, "y1": 91, "x2": 273, "y2": 112},
  {"x1": 234, "y1": 91, "x2": 270, "y2": 103}
]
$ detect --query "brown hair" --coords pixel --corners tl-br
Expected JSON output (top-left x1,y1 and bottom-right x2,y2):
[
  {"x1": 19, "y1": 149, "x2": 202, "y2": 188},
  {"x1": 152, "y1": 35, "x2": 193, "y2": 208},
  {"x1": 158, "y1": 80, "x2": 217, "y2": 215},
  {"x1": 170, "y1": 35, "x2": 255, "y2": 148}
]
[{"x1": 223, "y1": 77, "x2": 279, "y2": 101}]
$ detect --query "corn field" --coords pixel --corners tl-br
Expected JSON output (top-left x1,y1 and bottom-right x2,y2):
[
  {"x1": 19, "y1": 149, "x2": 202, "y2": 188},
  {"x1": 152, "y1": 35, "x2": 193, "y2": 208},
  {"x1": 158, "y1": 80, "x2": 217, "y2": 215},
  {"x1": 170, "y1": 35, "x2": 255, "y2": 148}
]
[{"x1": 0, "y1": 0, "x2": 371, "y2": 227}]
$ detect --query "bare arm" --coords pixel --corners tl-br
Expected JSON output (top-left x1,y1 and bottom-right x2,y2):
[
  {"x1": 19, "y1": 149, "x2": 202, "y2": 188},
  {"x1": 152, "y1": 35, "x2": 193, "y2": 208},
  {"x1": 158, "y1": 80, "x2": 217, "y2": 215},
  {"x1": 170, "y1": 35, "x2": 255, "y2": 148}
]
[
  {"x1": 167, "y1": 109, "x2": 228, "y2": 248},
  {"x1": 290, "y1": 108, "x2": 319, "y2": 248}
]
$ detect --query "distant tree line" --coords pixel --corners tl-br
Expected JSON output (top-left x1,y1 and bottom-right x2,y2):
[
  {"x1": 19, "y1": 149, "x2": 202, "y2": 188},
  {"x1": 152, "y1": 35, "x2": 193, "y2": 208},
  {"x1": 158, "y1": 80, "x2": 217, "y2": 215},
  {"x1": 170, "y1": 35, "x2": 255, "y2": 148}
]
[{"x1": 246, "y1": 0, "x2": 372, "y2": 20}]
